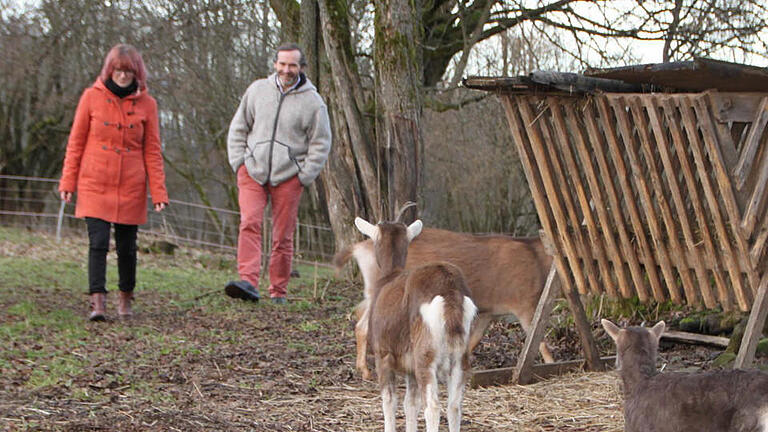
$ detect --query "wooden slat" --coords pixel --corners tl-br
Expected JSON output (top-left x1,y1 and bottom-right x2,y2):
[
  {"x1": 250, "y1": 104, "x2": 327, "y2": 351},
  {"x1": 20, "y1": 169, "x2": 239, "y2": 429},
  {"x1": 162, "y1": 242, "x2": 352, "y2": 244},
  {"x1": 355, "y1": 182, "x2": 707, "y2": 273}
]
[
  {"x1": 537, "y1": 101, "x2": 599, "y2": 295},
  {"x1": 734, "y1": 96, "x2": 768, "y2": 189},
  {"x1": 514, "y1": 263, "x2": 561, "y2": 385},
  {"x1": 628, "y1": 95, "x2": 697, "y2": 305},
  {"x1": 585, "y1": 101, "x2": 649, "y2": 301},
  {"x1": 751, "y1": 215, "x2": 768, "y2": 266},
  {"x1": 662, "y1": 97, "x2": 733, "y2": 311},
  {"x1": 548, "y1": 98, "x2": 612, "y2": 295},
  {"x1": 566, "y1": 100, "x2": 631, "y2": 298},
  {"x1": 703, "y1": 91, "x2": 740, "y2": 173},
  {"x1": 516, "y1": 97, "x2": 589, "y2": 295},
  {"x1": 500, "y1": 95, "x2": 575, "y2": 296},
  {"x1": 517, "y1": 97, "x2": 604, "y2": 371},
  {"x1": 707, "y1": 92, "x2": 767, "y2": 123},
  {"x1": 614, "y1": 95, "x2": 682, "y2": 303},
  {"x1": 472, "y1": 356, "x2": 617, "y2": 388},
  {"x1": 561, "y1": 282, "x2": 604, "y2": 372},
  {"x1": 597, "y1": 96, "x2": 665, "y2": 302},
  {"x1": 505, "y1": 96, "x2": 603, "y2": 373},
  {"x1": 693, "y1": 96, "x2": 758, "y2": 301},
  {"x1": 741, "y1": 141, "x2": 768, "y2": 236},
  {"x1": 680, "y1": 96, "x2": 749, "y2": 311},
  {"x1": 662, "y1": 330, "x2": 730, "y2": 348},
  {"x1": 735, "y1": 273, "x2": 768, "y2": 368},
  {"x1": 644, "y1": 96, "x2": 717, "y2": 308}
]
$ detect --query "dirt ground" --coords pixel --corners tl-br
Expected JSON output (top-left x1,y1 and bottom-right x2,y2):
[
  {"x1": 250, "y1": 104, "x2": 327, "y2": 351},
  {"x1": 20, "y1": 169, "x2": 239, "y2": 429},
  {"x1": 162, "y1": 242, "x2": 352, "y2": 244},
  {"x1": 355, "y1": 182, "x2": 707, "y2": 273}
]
[
  {"x1": 2, "y1": 284, "x2": 747, "y2": 432},
  {"x1": 1, "y1": 232, "x2": 762, "y2": 431}
]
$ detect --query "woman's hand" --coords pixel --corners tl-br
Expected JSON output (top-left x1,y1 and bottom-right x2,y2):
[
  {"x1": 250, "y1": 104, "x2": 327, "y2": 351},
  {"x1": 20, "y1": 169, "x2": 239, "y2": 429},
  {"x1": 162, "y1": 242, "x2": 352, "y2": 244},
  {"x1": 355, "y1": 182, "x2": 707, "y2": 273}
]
[
  {"x1": 60, "y1": 191, "x2": 73, "y2": 203},
  {"x1": 154, "y1": 202, "x2": 166, "y2": 212}
]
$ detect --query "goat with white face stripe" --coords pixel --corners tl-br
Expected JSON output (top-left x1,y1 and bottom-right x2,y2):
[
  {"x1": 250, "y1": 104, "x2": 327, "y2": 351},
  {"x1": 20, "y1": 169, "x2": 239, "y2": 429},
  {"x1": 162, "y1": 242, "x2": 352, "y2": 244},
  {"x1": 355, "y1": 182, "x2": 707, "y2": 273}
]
[{"x1": 355, "y1": 217, "x2": 476, "y2": 432}]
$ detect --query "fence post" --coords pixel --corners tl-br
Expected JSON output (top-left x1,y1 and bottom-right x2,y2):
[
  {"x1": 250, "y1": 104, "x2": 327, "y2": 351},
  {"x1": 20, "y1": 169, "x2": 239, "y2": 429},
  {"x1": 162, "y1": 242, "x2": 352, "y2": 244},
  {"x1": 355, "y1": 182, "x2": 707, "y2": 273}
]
[{"x1": 56, "y1": 200, "x2": 66, "y2": 242}]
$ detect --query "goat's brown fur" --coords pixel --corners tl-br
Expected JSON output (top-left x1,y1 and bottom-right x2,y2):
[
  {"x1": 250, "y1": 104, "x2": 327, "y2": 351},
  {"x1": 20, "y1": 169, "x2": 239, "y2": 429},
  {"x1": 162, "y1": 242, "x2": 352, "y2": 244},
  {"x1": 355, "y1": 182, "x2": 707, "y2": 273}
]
[
  {"x1": 336, "y1": 227, "x2": 554, "y2": 379},
  {"x1": 603, "y1": 319, "x2": 768, "y2": 432},
  {"x1": 356, "y1": 219, "x2": 476, "y2": 432}
]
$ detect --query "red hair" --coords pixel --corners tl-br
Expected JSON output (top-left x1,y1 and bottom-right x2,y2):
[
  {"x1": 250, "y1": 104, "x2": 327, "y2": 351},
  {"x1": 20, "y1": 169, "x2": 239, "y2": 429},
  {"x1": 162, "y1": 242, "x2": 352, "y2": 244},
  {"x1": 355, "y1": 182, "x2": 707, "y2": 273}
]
[{"x1": 99, "y1": 44, "x2": 148, "y2": 91}]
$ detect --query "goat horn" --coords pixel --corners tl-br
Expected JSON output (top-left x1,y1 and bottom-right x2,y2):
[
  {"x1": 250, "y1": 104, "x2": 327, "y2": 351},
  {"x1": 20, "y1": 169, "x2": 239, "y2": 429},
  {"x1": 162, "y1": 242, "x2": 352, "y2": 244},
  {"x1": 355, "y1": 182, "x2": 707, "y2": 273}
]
[{"x1": 395, "y1": 201, "x2": 418, "y2": 223}]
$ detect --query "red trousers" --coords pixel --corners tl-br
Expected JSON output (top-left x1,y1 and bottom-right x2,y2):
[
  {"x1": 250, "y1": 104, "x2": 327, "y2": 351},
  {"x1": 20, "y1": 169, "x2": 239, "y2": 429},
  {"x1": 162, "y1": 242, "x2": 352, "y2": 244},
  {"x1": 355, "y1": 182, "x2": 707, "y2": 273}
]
[{"x1": 236, "y1": 166, "x2": 303, "y2": 298}]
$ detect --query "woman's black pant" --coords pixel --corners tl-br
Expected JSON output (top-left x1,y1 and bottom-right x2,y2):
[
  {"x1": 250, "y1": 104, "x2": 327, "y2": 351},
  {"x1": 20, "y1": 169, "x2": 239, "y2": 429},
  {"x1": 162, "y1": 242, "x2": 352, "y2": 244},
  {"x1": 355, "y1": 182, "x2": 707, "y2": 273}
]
[{"x1": 86, "y1": 217, "x2": 138, "y2": 295}]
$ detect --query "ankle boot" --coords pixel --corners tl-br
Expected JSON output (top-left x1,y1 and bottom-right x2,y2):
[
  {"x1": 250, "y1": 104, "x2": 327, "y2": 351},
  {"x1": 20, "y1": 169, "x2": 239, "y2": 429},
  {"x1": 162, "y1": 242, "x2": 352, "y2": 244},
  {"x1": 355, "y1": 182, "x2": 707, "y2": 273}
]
[
  {"x1": 89, "y1": 293, "x2": 107, "y2": 321},
  {"x1": 118, "y1": 291, "x2": 133, "y2": 318}
]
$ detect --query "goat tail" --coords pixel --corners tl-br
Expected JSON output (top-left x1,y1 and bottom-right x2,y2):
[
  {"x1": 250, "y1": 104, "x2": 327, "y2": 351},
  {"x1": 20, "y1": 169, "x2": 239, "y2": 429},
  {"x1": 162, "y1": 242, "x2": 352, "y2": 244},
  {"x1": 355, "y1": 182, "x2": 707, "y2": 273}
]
[{"x1": 419, "y1": 295, "x2": 477, "y2": 353}]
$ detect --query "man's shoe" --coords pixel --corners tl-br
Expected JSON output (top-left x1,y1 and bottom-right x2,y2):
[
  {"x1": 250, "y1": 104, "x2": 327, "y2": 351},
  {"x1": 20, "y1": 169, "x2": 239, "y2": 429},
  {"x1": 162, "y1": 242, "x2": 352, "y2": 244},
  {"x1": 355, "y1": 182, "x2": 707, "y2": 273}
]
[
  {"x1": 271, "y1": 297, "x2": 287, "y2": 305},
  {"x1": 224, "y1": 280, "x2": 260, "y2": 302}
]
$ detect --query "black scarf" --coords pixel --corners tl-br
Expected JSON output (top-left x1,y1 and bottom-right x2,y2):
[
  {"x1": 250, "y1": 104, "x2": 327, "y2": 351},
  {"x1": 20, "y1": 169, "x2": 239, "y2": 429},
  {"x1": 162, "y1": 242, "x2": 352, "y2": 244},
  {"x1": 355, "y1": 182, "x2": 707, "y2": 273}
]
[{"x1": 105, "y1": 77, "x2": 138, "y2": 98}]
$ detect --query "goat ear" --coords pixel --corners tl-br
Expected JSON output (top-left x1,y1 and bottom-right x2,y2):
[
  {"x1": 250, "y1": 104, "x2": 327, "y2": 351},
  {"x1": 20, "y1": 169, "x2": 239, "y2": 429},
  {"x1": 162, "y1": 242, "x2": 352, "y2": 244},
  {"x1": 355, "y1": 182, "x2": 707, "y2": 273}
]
[
  {"x1": 650, "y1": 321, "x2": 665, "y2": 341},
  {"x1": 601, "y1": 319, "x2": 621, "y2": 341},
  {"x1": 406, "y1": 220, "x2": 423, "y2": 242},
  {"x1": 354, "y1": 217, "x2": 379, "y2": 242}
]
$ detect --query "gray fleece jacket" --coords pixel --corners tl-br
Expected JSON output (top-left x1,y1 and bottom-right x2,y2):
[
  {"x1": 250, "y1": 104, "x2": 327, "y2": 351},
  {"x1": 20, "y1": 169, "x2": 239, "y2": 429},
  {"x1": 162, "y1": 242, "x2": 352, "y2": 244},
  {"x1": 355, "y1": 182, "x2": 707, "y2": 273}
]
[{"x1": 227, "y1": 73, "x2": 332, "y2": 186}]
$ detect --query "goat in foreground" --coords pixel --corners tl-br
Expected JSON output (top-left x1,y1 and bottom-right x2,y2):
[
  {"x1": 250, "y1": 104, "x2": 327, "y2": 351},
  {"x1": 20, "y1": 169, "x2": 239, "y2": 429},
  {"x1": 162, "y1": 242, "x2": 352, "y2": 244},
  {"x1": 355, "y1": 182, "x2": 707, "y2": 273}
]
[
  {"x1": 355, "y1": 217, "x2": 476, "y2": 432},
  {"x1": 335, "y1": 228, "x2": 553, "y2": 380},
  {"x1": 602, "y1": 319, "x2": 768, "y2": 432}
]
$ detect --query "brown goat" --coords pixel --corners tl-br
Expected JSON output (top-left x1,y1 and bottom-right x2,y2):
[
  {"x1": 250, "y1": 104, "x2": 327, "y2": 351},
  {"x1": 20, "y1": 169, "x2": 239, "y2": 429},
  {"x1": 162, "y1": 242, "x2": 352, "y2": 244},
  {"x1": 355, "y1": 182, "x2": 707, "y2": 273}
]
[
  {"x1": 334, "y1": 227, "x2": 554, "y2": 380},
  {"x1": 355, "y1": 217, "x2": 476, "y2": 432},
  {"x1": 602, "y1": 319, "x2": 768, "y2": 432}
]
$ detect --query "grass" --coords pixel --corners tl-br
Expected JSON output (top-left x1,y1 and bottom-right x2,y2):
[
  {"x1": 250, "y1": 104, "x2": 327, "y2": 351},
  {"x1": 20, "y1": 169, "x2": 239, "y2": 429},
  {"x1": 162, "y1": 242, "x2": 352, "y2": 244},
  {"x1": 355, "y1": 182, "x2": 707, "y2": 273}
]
[{"x1": 0, "y1": 225, "x2": 343, "y2": 398}]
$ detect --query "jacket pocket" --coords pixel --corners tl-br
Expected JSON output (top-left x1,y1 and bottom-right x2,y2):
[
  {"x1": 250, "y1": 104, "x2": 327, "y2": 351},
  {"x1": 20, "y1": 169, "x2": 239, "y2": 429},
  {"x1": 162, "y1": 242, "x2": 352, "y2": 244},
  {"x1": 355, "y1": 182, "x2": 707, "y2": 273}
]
[
  {"x1": 274, "y1": 142, "x2": 302, "y2": 173},
  {"x1": 77, "y1": 152, "x2": 108, "y2": 193},
  {"x1": 244, "y1": 142, "x2": 271, "y2": 182},
  {"x1": 122, "y1": 157, "x2": 148, "y2": 198}
]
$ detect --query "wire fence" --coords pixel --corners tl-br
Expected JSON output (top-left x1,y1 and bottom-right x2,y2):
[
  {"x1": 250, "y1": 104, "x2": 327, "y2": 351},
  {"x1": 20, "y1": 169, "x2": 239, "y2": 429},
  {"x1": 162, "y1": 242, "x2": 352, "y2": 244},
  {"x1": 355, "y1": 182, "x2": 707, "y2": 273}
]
[{"x1": 0, "y1": 175, "x2": 336, "y2": 267}]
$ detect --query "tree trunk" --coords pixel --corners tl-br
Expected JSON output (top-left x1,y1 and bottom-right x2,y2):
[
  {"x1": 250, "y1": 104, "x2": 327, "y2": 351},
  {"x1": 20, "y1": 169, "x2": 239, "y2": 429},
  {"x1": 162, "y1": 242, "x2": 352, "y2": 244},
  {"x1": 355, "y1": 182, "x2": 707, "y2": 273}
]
[
  {"x1": 374, "y1": 0, "x2": 424, "y2": 222},
  {"x1": 316, "y1": 0, "x2": 382, "y2": 250}
]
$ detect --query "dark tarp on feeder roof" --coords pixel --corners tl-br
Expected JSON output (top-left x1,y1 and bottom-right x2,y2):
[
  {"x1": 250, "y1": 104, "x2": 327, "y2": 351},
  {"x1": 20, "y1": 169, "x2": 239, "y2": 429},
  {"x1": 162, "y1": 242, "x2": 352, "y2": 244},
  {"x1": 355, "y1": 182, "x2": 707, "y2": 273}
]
[
  {"x1": 463, "y1": 57, "x2": 768, "y2": 94},
  {"x1": 584, "y1": 57, "x2": 768, "y2": 93},
  {"x1": 462, "y1": 72, "x2": 644, "y2": 94}
]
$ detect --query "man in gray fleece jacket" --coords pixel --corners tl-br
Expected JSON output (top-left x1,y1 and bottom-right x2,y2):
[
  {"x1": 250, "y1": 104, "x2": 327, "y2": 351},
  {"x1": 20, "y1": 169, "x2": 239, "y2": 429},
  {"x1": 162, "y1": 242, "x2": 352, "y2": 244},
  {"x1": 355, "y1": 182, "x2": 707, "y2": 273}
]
[{"x1": 225, "y1": 43, "x2": 331, "y2": 304}]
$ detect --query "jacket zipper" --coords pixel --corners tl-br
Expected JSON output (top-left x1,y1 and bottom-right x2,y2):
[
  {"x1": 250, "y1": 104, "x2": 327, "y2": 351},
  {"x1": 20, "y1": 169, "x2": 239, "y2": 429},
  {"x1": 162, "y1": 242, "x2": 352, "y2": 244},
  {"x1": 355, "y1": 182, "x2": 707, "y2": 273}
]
[{"x1": 266, "y1": 92, "x2": 287, "y2": 185}]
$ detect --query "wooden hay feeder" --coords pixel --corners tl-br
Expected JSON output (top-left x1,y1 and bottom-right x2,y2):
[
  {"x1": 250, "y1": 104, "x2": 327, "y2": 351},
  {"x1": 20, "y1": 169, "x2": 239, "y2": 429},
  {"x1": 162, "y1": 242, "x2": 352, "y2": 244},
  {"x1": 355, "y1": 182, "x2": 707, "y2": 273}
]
[{"x1": 465, "y1": 58, "x2": 768, "y2": 385}]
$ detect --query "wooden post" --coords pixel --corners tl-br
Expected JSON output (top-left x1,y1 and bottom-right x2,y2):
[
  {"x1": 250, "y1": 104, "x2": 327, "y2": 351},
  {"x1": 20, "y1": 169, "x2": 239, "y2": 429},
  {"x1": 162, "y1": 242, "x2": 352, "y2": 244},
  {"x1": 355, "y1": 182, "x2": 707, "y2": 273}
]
[
  {"x1": 514, "y1": 262, "x2": 561, "y2": 384},
  {"x1": 563, "y1": 282, "x2": 604, "y2": 372},
  {"x1": 735, "y1": 274, "x2": 768, "y2": 368}
]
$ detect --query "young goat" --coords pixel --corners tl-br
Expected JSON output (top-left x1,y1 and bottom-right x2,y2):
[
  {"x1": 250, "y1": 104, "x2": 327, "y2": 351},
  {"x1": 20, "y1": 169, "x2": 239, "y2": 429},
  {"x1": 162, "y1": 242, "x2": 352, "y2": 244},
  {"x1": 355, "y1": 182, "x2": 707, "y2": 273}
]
[
  {"x1": 602, "y1": 319, "x2": 768, "y2": 432},
  {"x1": 355, "y1": 217, "x2": 476, "y2": 432},
  {"x1": 335, "y1": 227, "x2": 553, "y2": 380}
]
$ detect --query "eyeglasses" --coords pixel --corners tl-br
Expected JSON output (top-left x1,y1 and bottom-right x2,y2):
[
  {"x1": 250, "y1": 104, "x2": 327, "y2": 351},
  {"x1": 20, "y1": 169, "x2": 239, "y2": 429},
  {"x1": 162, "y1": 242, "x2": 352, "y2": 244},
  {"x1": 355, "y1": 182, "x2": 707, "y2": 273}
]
[{"x1": 113, "y1": 69, "x2": 135, "y2": 76}]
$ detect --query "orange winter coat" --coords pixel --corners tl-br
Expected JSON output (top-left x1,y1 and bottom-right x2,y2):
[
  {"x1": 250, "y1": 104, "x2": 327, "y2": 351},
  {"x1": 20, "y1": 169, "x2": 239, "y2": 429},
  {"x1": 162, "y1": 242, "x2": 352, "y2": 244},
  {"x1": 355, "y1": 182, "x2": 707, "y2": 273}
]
[{"x1": 59, "y1": 79, "x2": 168, "y2": 225}]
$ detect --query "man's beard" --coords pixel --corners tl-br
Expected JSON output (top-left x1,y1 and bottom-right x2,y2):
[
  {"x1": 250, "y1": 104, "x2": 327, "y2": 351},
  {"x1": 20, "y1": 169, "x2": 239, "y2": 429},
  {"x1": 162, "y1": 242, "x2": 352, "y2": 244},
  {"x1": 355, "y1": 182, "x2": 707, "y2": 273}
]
[{"x1": 279, "y1": 74, "x2": 298, "y2": 86}]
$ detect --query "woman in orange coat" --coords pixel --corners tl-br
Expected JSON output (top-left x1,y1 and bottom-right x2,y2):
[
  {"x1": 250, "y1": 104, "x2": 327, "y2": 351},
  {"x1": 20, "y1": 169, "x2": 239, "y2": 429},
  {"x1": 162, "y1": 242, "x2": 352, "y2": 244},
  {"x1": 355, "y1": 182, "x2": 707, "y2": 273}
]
[{"x1": 59, "y1": 44, "x2": 168, "y2": 321}]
